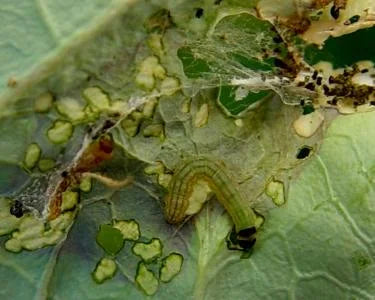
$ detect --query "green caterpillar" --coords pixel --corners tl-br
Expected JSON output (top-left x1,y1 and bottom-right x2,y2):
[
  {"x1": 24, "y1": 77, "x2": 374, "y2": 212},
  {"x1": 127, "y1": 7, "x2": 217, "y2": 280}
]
[{"x1": 164, "y1": 157, "x2": 257, "y2": 251}]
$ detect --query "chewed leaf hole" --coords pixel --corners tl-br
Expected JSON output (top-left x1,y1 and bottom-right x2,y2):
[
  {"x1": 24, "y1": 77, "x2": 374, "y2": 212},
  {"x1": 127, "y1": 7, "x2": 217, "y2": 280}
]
[
  {"x1": 96, "y1": 224, "x2": 124, "y2": 255},
  {"x1": 296, "y1": 146, "x2": 313, "y2": 159}
]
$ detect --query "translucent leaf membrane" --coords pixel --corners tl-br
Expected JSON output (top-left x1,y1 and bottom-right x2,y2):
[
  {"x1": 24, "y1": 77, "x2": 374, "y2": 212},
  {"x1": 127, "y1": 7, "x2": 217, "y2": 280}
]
[{"x1": 177, "y1": 11, "x2": 315, "y2": 115}]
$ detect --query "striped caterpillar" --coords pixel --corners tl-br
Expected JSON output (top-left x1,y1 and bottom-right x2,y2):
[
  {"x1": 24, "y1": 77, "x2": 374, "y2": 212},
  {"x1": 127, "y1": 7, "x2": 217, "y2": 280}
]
[{"x1": 164, "y1": 157, "x2": 257, "y2": 251}]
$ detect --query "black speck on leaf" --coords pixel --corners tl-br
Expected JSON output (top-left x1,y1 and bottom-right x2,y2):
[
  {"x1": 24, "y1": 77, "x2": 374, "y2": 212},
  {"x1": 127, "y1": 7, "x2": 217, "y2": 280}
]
[
  {"x1": 296, "y1": 147, "x2": 312, "y2": 159},
  {"x1": 316, "y1": 77, "x2": 322, "y2": 85},
  {"x1": 330, "y1": 5, "x2": 340, "y2": 20},
  {"x1": 272, "y1": 36, "x2": 283, "y2": 43},
  {"x1": 10, "y1": 200, "x2": 23, "y2": 218},
  {"x1": 344, "y1": 15, "x2": 360, "y2": 25},
  {"x1": 195, "y1": 8, "x2": 204, "y2": 18},
  {"x1": 305, "y1": 82, "x2": 315, "y2": 91}
]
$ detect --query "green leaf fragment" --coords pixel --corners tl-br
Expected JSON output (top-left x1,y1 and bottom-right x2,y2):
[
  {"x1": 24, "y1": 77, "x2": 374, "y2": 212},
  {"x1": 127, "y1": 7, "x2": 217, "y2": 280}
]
[
  {"x1": 38, "y1": 158, "x2": 56, "y2": 172},
  {"x1": 82, "y1": 87, "x2": 110, "y2": 110},
  {"x1": 47, "y1": 120, "x2": 73, "y2": 144},
  {"x1": 135, "y1": 56, "x2": 166, "y2": 90},
  {"x1": 159, "y1": 253, "x2": 183, "y2": 283},
  {"x1": 13, "y1": 217, "x2": 45, "y2": 241},
  {"x1": 157, "y1": 173, "x2": 172, "y2": 188},
  {"x1": 56, "y1": 97, "x2": 86, "y2": 121},
  {"x1": 142, "y1": 98, "x2": 158, "y2": 118},
  {"x1": 135, "y1": 262, "x2": 159, "y2": 296},
  {"x1": 24, "y1": 143, "x2": 41, "y2": 169},
  {"x1": 61, "y1": 191, "x2": 78, "y2": 212},
  {"x1": 92, "y1": 257, "x2": 117, "y2": 284},
  {"x1": 193, "y1": 103, "x2": 209, "y2": 128},
  {"x1": 142, "y1": 124, "x2": 164, "y2": 138},
  {"x1": 144, "y1": 162, "x2": 165, "y2": 175},
  {"x1": 265, "y1": 179, "x2": 285, "y2": 206},
  {"x1": 113, "y1": 219, "x2": 140, "y2": 241},
  {"x1": 132, "y1": 238, "x2": 163, "y2": 263},
  {"x1": 4, "y1": 238, "x2": 22, "y2": 253},
  {"x1": 160, "y1": 77, "x2": 180, "y2": 96},
  {"x1": 96, "y1": 224, "x2": 124, "y2": 256},
  {"x1": 34, "y1": 92, "x2": 53, "y2": 113},
  {"x1": 121, "y1": 118, "x2": 140, "y2": 137},
  {"x1": 79, "y1": 176, "x2": 92, "y2": 192},
  {"x1": 4, "y1": 211, "x2": 71, "y2": 253},
  {"x1": 49, "y1": 211, "x2": 76, "y2": 231}
]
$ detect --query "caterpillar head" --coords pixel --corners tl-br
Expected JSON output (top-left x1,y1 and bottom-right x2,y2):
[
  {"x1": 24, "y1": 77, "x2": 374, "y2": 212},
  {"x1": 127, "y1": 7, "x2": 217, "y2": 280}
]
[{"x1": 226, "y1": 226, "x2": 257, "y2": 257}]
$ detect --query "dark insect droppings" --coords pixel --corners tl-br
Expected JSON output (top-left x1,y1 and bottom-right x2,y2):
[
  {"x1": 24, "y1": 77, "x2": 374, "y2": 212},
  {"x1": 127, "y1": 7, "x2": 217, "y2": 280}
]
[
  {"x1": 195, "y1": 8, "x2": 204, "y2": 18},
  {"x1": 305, "y1": 82, "x2": 315, "y2": 91},
  {"x1": 10, "y1": 200, "x2": 23, "y2": 218},
  {"x1": 330, "y1": 5, "x2": 340, "y2": 20},
  {"x1": 272, "y1": 36, "x2": 283, "y2": 43},
  {"x1": 274, "y1": 58, "x2": 289, "y2": 69},
  {"x1": 102, "y1": 120, "x2": 116, "y2": 131},
  {"x1": 344, "y1": 15, "x2": 360, "y2": 25},
  {"x1": 296, "y1": 146, "x2": 311, "y2": 159},
  {"x1": 327, "y1": 97, "x2": 338, "y2": 106},
  {"x1": 323, "y1": 84, "x2": 330, "y2": 95},
  {"x1": 316, "y1": 77, "x2": 322, "y2": 85}
]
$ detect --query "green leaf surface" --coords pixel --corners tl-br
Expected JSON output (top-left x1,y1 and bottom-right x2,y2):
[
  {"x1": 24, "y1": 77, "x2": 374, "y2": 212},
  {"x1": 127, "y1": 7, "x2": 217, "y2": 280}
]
[
  {"x1": 2, "y1": 108, "x2": 374, "y2": 299},
  {"x1": 0, "y1": 0, "x2": 137, "y2": 108},
  {"x1": 304, "y1": 26, "x2": 375, "y2": 68},
  {"x1": 1, "y1": 1, "x2": 375, "y2": 299},
  {"x1": 192, "y1": 111, "x2": 375, "y2": 299}
]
